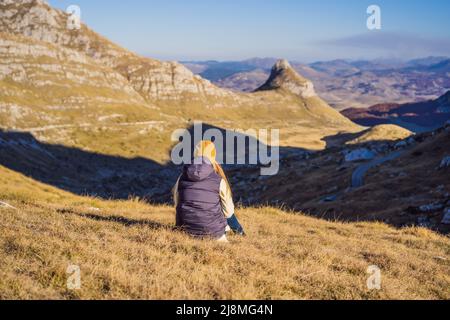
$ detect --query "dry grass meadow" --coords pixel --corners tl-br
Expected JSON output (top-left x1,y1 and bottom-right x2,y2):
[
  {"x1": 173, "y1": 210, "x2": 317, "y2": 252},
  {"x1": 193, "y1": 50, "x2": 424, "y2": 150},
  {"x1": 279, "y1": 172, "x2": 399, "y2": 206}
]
[{"x1": 0, "y1": 165, "x2": 449, "y2": 300}]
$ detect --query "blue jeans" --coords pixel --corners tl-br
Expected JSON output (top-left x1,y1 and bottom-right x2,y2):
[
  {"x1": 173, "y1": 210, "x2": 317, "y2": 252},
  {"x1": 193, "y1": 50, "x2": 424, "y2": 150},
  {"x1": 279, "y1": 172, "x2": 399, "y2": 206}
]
[{"x1": 227, "y1": 214, "x2": 245, "y2": 236}]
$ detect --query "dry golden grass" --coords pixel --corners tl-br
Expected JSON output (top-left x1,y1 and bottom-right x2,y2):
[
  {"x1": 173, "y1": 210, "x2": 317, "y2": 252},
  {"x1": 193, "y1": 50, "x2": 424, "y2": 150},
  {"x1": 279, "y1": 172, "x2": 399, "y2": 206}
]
[
  {"x1": 0, "y1": 166, "x2": 449, "y2": 300},
  {"x1": 347, "y1": 124, "x2": 413, "y2": 145}
]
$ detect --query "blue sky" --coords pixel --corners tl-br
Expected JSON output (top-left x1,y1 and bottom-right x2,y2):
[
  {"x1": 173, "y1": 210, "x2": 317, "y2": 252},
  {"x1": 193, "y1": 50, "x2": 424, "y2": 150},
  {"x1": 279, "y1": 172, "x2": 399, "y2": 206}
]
[{"x1": 49, "y1": 0, "x2": 450, "y2": 62}]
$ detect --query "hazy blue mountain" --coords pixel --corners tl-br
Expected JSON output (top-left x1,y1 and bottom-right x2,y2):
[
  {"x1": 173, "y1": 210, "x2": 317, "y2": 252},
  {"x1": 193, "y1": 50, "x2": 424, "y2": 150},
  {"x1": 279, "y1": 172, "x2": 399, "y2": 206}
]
[
  {"x1": 182, "y1": 56, "x2": 450, "y2": 109},
  {"x1": 342, "y1": 91, "x2": 450, "y2": 132}
]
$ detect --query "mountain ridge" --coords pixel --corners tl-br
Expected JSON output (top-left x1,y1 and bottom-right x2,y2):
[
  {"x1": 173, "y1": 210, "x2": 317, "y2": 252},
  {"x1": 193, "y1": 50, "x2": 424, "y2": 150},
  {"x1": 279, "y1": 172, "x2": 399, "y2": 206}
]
[
  {"x1": 0, "y1": 0, "x2": 231, "y2": 102},
  {"x1": 0, "y1": 0, "x2": 363, "y2": 163},
  {"x1": 183, "y1": 57, "x2": 450, "y2": 110},
  {"x1": 0, "y1": 0, "x2": 361, "y2": 128}
]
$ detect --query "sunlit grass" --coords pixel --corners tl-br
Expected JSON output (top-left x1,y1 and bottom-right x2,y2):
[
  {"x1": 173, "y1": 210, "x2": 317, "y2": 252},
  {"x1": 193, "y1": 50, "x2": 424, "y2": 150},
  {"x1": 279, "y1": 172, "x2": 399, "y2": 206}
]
[{"x1": 0, "y1": 166, "x2": 448, "y2": 300}]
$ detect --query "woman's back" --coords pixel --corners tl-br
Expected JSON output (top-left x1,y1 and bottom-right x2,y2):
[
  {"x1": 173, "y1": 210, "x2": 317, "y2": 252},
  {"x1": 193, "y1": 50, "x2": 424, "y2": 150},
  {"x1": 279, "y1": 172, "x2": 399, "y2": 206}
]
[{"x1": 176, "y1": 158, "x2": 227, "y2": 238}]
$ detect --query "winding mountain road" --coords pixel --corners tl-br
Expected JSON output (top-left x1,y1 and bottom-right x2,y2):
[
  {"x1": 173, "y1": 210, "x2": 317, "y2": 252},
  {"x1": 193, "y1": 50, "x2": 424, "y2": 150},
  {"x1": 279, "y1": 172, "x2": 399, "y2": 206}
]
[{"x1": 351, "y1": 150, "x2": 405, "y2": 188}]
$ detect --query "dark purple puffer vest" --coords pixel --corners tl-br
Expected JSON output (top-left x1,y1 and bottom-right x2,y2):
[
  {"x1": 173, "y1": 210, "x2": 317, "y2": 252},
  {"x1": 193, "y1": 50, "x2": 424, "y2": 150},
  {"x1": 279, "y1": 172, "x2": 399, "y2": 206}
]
[{"x1": 176, "y1": 158, "x2": 226, "y2": 238}]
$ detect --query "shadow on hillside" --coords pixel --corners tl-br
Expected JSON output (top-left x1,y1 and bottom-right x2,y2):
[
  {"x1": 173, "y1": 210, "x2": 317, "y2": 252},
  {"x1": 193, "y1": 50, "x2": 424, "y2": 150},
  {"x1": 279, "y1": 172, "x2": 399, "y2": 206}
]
[
  {"x1": 0, "y1": 129, "x2": 175, "y2": 200},
  {"x1": 3, "y1": 125, "x2": 445, "y2": 232},
  {"x1": 79, "y1": 213, "x2": 177, "y2": 231},
  {"x1": 0, "y1": 124, "x2": 306, "y2": 202},
  {"x1": 57, "y1": 208, "x2": 177, "y2": 231},
  {"x1": 321, "y1": 130, "x2": 370, "y2": 149}
]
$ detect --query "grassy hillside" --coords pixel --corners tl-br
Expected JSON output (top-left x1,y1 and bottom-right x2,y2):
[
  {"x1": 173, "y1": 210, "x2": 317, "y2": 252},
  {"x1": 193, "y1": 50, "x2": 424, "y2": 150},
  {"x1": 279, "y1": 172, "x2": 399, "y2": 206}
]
[
  {"x1": 1, "y1": 165, "x2": 449, "y2": 300},
  {"x1": 231, "y1": 127, "x2": 450, "y2": 232},
  {"x1": 1, "y1": 1, "x2": 448, "y2": 301},
  {"x1": 347, "y1": 125, "x2": 413, "y2": 145}
]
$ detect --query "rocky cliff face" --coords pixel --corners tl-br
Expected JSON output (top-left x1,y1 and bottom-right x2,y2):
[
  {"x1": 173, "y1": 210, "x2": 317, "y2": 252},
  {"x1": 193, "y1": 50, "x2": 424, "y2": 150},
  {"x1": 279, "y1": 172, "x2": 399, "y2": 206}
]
[
  {"x1": 0, "y1": 0, "x2": 230, "y2": 101},
  {"x1": 0, "y1": 33, "x2": 140, "y2": 97},
  {"x1": 117, "y1": 57, "x2": 231, "y2": 101},
  {"x1": 0, "y1": 31, "x2": 160, "y2": 129},
  {"x1": 256, "y1": 59, "x2": 317, "y2": 98}
]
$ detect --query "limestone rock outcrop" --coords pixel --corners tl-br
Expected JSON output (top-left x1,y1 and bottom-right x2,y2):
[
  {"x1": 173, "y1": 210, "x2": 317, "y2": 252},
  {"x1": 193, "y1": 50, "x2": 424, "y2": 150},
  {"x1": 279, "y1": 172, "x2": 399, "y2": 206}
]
[
  {"x1": 256, "y1": 59, "x2": 317, "y2": 98},
  {"x1": 0, "y1": 0, "x2": 230, "y2": 101}
]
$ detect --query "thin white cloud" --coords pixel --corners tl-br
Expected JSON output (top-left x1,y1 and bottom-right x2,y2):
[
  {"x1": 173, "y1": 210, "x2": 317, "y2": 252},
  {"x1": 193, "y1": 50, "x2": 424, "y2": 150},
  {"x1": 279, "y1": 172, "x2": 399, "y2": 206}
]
[{"x1": 319, "y1": 32, "x2": 450, "y2": 59}]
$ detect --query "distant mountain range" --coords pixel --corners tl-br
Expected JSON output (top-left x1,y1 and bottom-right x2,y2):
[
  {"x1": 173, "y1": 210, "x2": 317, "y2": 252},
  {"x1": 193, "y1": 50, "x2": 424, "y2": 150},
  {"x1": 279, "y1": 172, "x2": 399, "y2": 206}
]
[{"x1": 182, "y1": 57, "x2": 450, "y2": 110}]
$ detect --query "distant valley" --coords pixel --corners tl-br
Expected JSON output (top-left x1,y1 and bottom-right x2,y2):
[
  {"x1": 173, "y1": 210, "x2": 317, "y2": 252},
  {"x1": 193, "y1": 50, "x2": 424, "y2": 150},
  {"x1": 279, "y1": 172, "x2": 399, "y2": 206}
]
[
  {"x1": 182, "y1": 57, "x2": 450, "y2": 110},
  {"x1": 342, "y1": 91, "x2": 450, "y2": 132}
]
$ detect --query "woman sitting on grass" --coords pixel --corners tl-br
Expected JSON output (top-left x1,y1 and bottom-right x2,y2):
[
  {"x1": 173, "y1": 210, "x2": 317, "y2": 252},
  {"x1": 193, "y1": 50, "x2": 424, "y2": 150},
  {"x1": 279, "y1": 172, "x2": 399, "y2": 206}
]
[{"x1": 173, "y1": 140, "x2": 245, "y2": 242}]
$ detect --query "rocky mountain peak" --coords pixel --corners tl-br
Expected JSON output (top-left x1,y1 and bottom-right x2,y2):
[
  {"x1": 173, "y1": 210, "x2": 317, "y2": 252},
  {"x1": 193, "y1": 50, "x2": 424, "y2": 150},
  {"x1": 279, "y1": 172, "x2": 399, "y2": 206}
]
[
  {"x1": 256, "y1": 59, "x2": 317, "y2": 98},
  {"x1": 0, "y1": 0, "x2": 73, "y2": 46},
  {"x1": 273, "y1": 59, "x2": 292, "y2": 71},
  {"x1": 0, "y1": 0, "x2": 231, "y2": 101}
]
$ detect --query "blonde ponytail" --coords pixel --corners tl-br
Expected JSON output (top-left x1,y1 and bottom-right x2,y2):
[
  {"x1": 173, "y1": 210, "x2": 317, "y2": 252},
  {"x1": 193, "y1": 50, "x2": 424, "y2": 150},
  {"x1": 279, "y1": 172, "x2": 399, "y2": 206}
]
[{"x1": 194, "y1": 140, "x2": 232, "y2": 195}]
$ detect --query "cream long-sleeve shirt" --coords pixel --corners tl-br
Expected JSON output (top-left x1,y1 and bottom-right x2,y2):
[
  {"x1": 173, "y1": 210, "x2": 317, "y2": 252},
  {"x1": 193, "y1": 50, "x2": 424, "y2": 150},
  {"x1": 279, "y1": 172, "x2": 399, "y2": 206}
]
[{"x1": 173, "y1": 177, "x2": 235, "y2": 219}]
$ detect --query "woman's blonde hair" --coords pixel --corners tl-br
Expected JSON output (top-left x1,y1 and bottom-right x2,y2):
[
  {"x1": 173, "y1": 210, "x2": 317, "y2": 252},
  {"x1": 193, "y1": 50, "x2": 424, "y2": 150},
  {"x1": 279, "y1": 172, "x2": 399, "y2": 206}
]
[{"x1": 194, "y1": 140, "x2": 232, "y2": 192}]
